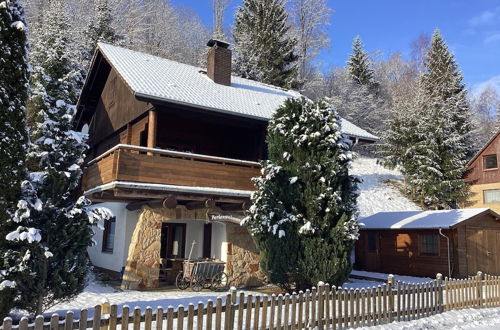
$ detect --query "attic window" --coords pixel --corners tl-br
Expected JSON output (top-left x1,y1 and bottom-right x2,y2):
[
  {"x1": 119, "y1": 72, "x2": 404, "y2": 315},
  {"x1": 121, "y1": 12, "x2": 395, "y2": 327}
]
[{"x1": 484, "y1": 155, "x2": 498, "y2": 170}]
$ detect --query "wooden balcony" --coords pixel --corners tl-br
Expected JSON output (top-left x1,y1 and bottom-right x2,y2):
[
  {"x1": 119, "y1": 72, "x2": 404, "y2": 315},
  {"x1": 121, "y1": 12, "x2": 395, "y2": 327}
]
[{"x1": 82, "y1": 144, "x2": 261, "y2": 199}]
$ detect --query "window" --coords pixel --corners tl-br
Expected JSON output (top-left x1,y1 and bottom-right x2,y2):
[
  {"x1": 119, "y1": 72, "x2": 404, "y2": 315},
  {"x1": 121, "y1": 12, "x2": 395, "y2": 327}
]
[
  {"x1": 484, "y1": 189, "x2": 500, "y2": 204},
  {"x1": 420, "y1": 234, "x2": 439, "y2": 256},
  {"x1": 484, "y1": 155, "x2": 498, "y2": 170},
  {"x1": 102, "y1": 217, "x2": 116, "y2": 253},
  {"x1": 367, "y1": 232, "x2": 377, "y2": 252},
  {"x1": 396, "y1": 234, "x2": 411, "y2": 253},
  {"x1": 160, "y1": 223, "x2": 186, "y2": 259}
]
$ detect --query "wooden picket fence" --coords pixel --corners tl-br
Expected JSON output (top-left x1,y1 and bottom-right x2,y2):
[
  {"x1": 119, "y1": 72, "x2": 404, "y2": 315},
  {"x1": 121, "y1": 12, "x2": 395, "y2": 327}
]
[{"x1": 3, "y1": 272, "x2": 500, "y2": 330}]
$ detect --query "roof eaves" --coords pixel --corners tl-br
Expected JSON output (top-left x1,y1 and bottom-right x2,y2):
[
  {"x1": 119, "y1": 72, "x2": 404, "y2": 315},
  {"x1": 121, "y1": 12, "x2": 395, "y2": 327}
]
[
  {"x1": 467, "y1": 131, "x2": 500, "y2": 167},
  {"x1": 134, "y1": 91, "x2": 269, "y2": 122}
]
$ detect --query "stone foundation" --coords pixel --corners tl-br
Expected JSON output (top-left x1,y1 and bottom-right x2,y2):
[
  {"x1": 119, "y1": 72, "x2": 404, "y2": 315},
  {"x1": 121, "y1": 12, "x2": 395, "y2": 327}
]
[
  {"x1": 121, "y1": 206, "x2": 207, "y2": 289},
  {"x1": 225, "y1": 223, "x2": 266, "y2": 287}
]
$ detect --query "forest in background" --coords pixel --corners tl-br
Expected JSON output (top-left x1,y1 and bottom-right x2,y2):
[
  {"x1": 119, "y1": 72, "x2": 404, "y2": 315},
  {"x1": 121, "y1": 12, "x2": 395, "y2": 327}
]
[{"x1": 24, "y1": 0, "x2": 500, "y2": 150}]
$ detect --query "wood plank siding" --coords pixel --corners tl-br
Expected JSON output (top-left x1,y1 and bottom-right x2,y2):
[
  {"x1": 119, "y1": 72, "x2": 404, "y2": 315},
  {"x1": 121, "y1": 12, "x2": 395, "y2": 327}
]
[
  {"x1": 82, "y1": 145, "x2": 261, "y2": 192},
  {"x1": 355, "y1": 213, "x2": 500, "y2": 277}
]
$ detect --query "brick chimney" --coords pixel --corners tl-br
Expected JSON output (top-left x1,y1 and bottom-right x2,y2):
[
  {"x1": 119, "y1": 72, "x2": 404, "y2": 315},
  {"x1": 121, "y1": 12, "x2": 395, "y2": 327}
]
[{"x1": 206, "y1": 39, "x2": 231, "y2": 86}]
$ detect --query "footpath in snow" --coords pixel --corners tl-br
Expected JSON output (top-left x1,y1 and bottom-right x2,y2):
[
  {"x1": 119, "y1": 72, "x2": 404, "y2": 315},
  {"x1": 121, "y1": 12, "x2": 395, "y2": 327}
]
[{"x1": 350, "y1": 156, "x2": 421, "y2": 217}]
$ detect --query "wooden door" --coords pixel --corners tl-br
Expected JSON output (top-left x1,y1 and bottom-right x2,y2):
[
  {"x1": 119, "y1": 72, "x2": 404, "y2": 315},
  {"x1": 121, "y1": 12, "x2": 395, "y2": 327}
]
[
  {"x1": 364, "y1": 232, "x2": 380, "y2": 271},
  {"x1": 466, "y1": 229, "x2": 500, "y2": 275}
]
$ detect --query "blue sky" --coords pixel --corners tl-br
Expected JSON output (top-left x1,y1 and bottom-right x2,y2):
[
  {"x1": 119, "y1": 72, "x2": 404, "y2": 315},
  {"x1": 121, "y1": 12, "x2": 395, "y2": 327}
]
[{"x1": 172, "y1": 0, "x2": 500, "y2": 93}]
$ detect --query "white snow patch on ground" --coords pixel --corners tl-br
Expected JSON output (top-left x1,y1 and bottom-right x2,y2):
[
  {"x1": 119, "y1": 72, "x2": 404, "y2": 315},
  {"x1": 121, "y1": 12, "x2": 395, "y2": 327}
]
[
  {"x1": 351, "y1": 270, "x2": 434, "y2": 284},
  {"x1": 350, "y1": 156, "x2": 421, "y2": 217},
  {"x1": 44, "y1": 280, "x2": 260, "y2": 319},
  {"x1": 359, "y1": 307, "x2": 500, "y2": 329}
]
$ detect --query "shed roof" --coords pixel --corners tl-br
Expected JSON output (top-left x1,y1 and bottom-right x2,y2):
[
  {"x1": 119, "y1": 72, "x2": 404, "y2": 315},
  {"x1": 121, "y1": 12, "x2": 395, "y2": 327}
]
[
  {"x1": 359, "y1": 208, "x2": 500, "y2": 230},
  {"x1": 90, "y1": 43, "x2": 378, "y2": 142}
]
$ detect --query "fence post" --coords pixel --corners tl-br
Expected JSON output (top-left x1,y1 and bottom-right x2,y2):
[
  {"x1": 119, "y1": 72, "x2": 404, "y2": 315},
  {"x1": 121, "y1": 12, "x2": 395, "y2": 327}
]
[
  {"x1": 318, "y1": 283, "x2": 324, "y2": 330},
  {"x1": 100, "y1": 301, "x2": 110, "y2": 330},
  {"x1": 436, "y1": 273, "x2": 443, "y2": 313},
  {"x1": 477, "y1": 271, "x2": 483, "y2": 307},
  {"x1": 230, "y1": 287, "x2": 237, "y2": 330},
  {"x1": 387, "y1": 275, "x2": 395, "y2": 322}
]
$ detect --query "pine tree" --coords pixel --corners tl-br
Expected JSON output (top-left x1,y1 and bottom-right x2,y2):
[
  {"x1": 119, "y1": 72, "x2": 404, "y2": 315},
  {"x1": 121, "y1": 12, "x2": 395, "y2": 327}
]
[
  {"x1": 82, "y1": 0, "x2": 116, "y2": 65},
  {"x1": 243, "y1": 98, "x2": 359, "y2": 290},
  {"x1": 346, "y1": 36, "x2": 374, "y2": 85},
  {"x1": 233, "y1": 0, "x2": 299, "y2": 88},
  {"x1": 0, "y1": 0, "x2": 29, "y2": 318},
  {"x1": 378, "y1": 79, "x2": 426, "y2": 193},
  {"x1": 8, "y1": 0, "x2": 112, "y2": 314},
  {"x1": 414, "y1": 30, "x2": 473, "y2": 209}
]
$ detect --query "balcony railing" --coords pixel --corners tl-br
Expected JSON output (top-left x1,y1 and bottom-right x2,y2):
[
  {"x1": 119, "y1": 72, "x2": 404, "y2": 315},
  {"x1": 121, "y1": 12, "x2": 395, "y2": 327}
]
[{"x1": 82, "y1": 144, "x2": 261, "y2": 193}]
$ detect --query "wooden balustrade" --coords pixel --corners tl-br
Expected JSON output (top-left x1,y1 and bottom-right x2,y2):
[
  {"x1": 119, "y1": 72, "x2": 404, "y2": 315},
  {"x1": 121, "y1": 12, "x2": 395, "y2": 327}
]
[{"x1": 82, "y1": 144, "x2": 261, "y2": 193}]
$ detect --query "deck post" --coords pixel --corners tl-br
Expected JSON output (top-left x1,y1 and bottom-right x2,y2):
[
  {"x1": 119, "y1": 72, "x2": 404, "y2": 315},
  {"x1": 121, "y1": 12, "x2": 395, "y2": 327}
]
[{"x1": 147, "y1": 110, "x2": 157, "y2": 154}]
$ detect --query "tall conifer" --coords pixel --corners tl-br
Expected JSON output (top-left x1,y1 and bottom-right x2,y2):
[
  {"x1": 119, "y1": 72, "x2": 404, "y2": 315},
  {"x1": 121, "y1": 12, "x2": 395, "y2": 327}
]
[
  {"x1": 244, "y1": 98, "x2": 359, "y2": 290},
  {"x1": 0, "y1": 0, "x2": 29, "y2": 318},
  {"x1": 9, "y1": 0, "x2": 112, "y2": 314},
  {"x1": 346, "y1": 36, "x2": 374, "y2": 85},
  {"x1": 233, "y1": 0, "x2": 298, "y2": 88}
]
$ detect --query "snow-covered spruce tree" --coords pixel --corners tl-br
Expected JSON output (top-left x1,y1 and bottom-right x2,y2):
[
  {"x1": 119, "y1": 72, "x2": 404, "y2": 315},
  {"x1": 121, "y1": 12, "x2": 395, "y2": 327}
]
[
  {"x1": 409, "y1": 30, "x2": 473, "y2": 209},
  {"x1": 378, "y1": 79, "x2": 426, "y2": 194},
  {"x1": 81, "y1": 0, "x2": 116, "y2": 66},
  {"x1": 9, "y1": 0, "x2": 112, "y2": 314},
  {"x1": 243, "y1": 98, "x2": 359, "y2": 290},
  {"x1": 233, "y1": 0, "x2": 299, "y2": 88},
  {"x1": 0, "y1": 0, "x2": 30, "y2": 318},
  {"x1": 347, "y1": 36, "x2": 374, "y2": 86}
]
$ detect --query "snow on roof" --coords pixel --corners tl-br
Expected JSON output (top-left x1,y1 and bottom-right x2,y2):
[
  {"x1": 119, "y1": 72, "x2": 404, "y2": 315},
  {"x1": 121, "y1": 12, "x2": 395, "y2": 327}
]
[
  {"x1": 83, "y1": 181, "x2": 253, "y2": 198},
  {"x1": 97, "y1": 43, "x2": 378, "y2": 142},
  {"x1": 359, "y1": 208, "x2": 498, "y2": 230}
]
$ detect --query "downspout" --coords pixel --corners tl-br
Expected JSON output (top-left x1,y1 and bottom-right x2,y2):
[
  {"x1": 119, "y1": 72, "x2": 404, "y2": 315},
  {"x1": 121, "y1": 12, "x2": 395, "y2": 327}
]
[{"x1": 439, "y1": 228, "x2": 451, "y2": 278}]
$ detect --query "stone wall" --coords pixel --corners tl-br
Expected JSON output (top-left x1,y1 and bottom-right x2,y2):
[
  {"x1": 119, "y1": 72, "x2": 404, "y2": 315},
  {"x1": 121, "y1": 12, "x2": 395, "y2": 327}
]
[
  {"x1": 121, "y1": 206, "x2": 206, "y2": 289},
  {"x1": 121, "y1": 205, "x2": 265, "y2": 289},
  {"x1": 225, "y1": 223, "x2": 266, "y2": 287}
]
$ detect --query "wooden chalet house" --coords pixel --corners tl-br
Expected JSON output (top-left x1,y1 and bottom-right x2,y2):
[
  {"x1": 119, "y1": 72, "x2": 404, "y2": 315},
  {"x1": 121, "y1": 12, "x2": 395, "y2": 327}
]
[
  {"x1": 465, "y1": 131, "x2": 500, "y2": 214},
  {"x1": 76, "y1": 40, "x2": 378, "y2": 289}
]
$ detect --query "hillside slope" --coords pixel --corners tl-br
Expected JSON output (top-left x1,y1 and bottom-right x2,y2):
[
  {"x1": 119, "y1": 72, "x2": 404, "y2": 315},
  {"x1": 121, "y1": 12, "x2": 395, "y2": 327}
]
[{"x1": 350, "y1": 156, "x2": 421, "y2": 218}]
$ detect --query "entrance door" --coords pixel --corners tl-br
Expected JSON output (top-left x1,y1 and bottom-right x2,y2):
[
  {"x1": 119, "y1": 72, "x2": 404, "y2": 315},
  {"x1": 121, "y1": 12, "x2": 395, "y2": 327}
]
[
  {"x1": 466, "y1": 229, "x2": 500, "y2": 275},
  {"x1": 203, "y1": 223, "x2": 212, "y2": 258},
  {"x1": 365, "y1": 232, "x2": 380, "y2": 271},
  {"x1": 160, "y1": 223, "x2": 187, "y2": 259}
]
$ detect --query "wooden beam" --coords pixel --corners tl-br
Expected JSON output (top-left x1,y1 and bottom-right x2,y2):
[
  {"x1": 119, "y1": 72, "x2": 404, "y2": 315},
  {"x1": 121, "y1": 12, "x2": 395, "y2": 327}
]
[
  {"x1": 147, "y1": 110, "x2": 157, "y2": 152},
  {"x1": 219, "y1": 203, "x2": 245, "y2": 212},
  {"x1": 185, "y1": 201, "x2": 205, "y2": 211},
  {"x1": 162, "y1": 195, "x2": 177, "y2": 209},
  {"x1": 185, "y1": 199, "x2": 216, "y2": 210}
]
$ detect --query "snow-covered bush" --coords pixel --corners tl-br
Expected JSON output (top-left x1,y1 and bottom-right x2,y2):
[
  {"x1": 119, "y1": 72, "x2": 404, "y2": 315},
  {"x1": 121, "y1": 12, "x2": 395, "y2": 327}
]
[{"x1": 243, "y1": 97, "x2": 359, "y2": 290}]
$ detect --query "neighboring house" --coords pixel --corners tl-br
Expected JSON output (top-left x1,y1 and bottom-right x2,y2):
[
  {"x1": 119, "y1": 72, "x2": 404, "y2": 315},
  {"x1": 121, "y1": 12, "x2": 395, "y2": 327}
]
[
  {"x1": 76, "y1": 40, "x2": 378, "y2": 289},
  {"x1": 355, "y1": 208, "x2": 500, "y2": 278},
  {"x1": 465, "y1": 132, "x2": 500, "y2": 213}
]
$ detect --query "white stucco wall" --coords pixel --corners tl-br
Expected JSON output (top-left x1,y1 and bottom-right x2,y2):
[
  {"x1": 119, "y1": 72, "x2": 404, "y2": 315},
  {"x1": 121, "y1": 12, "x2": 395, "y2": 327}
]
[
  {"x1": 211, "y1": 221, "x2": 227, "y2": 262},
  {"x1": 88, "y1": 205, "x2": 231, "y2": 273},
  {"x1": 88, "y1": 202, "x2": 138, "y2": 273}
]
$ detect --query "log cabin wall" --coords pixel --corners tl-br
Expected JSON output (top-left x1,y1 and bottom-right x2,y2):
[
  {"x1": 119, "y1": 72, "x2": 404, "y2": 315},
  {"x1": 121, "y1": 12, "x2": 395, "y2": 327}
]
[
  {"x1": 88, "y1": 68, "x2": 153, "y2": 149},
  {"x1": 355, "y1": 229, "x2": 452, "y2": 277},
  {"x1": 465, "y1": 133, "x2": 500, "y2": 213},
  {"x1": 355, "y1": 213, "x2": 500, "y2": 278}
]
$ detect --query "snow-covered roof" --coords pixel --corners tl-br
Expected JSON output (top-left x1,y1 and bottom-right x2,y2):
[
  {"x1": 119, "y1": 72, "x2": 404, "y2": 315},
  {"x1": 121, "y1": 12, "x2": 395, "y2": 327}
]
[
  {"x1": 96, "y1": 43, "x2": 378, "y2": 142},
  {"x1": 359, "y1": 208, "x2": 499, "y2": 230}
]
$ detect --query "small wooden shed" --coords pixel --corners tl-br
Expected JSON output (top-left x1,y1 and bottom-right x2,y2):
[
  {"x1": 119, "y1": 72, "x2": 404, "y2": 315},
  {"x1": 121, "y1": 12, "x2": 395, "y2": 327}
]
[{"x1": 355, "y1": 208, "x2": 500, "y2": 278}]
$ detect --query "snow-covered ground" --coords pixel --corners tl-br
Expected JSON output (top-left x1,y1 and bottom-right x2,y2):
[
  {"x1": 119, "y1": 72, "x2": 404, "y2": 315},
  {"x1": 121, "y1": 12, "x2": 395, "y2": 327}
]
[
  {"x1": 359, "y1": 307, "x2": 500, "y2": 329},
  {"x1": 351, "y1": 156, "x2": 421, "y2": 217}
]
